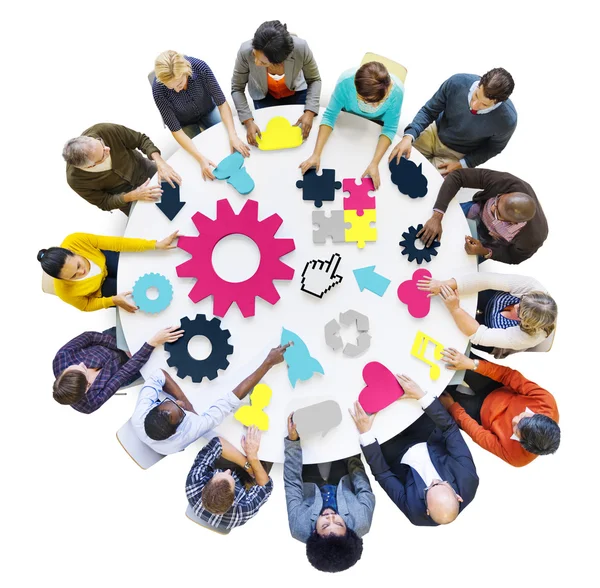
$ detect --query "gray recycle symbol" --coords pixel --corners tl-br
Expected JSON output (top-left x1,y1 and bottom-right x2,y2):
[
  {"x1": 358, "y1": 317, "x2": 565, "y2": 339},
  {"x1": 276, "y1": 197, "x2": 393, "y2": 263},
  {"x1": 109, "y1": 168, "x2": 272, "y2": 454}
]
[{"x1": 324, "y1": 310, "x2": 371, "y2": 357}]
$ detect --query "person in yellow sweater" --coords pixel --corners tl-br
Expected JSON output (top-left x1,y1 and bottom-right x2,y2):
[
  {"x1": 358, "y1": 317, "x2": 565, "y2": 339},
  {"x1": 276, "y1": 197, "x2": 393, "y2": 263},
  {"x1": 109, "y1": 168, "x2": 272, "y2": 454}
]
[{"x1": 37, "y1": 232, "x2": 178, "y2": 312}]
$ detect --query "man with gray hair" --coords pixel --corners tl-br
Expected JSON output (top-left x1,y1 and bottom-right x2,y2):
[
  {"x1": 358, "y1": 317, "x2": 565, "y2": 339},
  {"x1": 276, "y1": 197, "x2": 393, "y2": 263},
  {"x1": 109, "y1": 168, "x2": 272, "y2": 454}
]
[{"x1": 64, "y1": 123, "x2": 181, "y2": 215}]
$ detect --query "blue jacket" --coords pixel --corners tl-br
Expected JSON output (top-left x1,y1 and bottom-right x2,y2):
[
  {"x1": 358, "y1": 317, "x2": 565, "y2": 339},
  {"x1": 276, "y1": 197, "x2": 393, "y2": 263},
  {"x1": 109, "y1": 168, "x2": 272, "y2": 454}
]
[
  {"x1": 283, "y1": 438, "x2": 375, "y2": 542},
  {"x1": 361, "y1": 399, "x2": 479, "y2": 526}
]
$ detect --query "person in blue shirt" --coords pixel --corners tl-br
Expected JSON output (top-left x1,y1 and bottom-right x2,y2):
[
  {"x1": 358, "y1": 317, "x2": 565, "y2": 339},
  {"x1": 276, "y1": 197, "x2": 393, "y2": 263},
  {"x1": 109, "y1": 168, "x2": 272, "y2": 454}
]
[
  {"x1": 299, "y1": 62, "x2": 403, "y2": 189},
  {"x1": 389, "y1": 68, "x2": 517, "y2": 176}
]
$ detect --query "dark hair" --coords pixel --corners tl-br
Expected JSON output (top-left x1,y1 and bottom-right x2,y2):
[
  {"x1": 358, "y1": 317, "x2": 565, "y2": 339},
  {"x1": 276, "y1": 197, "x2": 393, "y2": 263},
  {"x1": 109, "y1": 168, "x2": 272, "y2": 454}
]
[
  {"x1": 144, "y1": 406, "x2": 177, "y2": 441},
  {"x1": 305, "y1": 528, "x2": 363, "y2": 573},
  {"x1": 354, "y1": 62, "x2": 391, "y2": 103},
  {"x1": 251, "y1": 20, "x2": 294, "y2": 64},
  {"x1": 53, "y1": 370, "x2": 87, "y2": 405},
  {"x1": 518, "y1": 414, "x2": 560, "y2": 455},
  {"x1": 37, "y1": 247, "x2": 73, "y2": 279},
  {"x1": 202, "y1": 477, "x2": 235, "y2": 514},
  {"x1": 480, "y1": 68, "x2": 515, "y2": 102}
]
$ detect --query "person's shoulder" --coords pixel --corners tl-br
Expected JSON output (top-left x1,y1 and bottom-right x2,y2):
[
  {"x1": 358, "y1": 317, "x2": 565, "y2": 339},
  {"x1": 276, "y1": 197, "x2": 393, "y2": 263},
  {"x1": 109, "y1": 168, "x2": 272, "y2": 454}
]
[
  {"x1": 335, "y1": 67, "x2": 357, "y2": 87},
  {"x1": 238, "y1": 39, "x2": 253, "y2": 55},
  {"x1": 498, "y1": 98, "x2": 517, "y2": 125},
  {"x1": 187, "y1": 55, "x2": 213, "y2": 73},
  {"x1": 446, "y1": 73, "x2": 479, "y2": 88},
  {"x1": 292, "y1": 36, "x2": 309, "y2": 52}
]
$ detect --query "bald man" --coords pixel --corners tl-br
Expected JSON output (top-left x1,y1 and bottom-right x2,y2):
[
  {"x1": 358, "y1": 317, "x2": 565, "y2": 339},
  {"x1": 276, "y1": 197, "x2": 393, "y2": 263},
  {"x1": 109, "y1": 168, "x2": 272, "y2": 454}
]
[
  {"x1": 350, "y1": 374, "x2": 479, "y2": 527},
  {"x1": 418, "y1": 168, "x2": 548, "y2": 265}
]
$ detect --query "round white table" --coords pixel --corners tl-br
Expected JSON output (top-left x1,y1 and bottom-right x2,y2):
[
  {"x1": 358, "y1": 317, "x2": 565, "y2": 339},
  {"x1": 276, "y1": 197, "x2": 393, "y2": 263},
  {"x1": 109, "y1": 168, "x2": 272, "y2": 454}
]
[{"x1": 120, "y1": 104, "x2": 477, "y2": 463}]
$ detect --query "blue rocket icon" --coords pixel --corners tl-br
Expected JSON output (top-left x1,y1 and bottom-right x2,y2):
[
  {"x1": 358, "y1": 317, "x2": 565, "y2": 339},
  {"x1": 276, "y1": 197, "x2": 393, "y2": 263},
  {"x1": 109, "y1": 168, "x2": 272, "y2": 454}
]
[{"x1": 281, "y1": 327, "x2": 324, "y2": 388}]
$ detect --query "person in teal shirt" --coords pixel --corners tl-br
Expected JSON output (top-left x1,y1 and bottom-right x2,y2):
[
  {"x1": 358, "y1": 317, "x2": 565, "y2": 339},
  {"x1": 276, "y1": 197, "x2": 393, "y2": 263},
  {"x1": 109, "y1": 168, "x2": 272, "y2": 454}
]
[{"x1": 299, "y1": 62, "x2": 403, "y2": 189}]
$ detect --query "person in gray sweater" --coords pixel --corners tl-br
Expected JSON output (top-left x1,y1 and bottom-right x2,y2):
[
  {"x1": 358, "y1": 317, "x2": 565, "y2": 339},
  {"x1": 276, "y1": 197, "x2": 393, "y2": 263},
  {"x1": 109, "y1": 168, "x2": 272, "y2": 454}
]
[
  {"x1": 390, "y1": 68, "x2": 517, "y2": 175},
  {"x1": 283, "y1": 414, "x2": 375, "y2": 573}
]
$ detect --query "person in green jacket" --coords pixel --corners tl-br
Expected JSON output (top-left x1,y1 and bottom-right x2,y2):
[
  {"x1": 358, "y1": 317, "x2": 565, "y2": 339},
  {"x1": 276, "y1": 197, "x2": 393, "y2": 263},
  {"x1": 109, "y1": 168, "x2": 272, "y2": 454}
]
[{"x1": 63, "y1": 122, "x2": 181, "y2": 215}]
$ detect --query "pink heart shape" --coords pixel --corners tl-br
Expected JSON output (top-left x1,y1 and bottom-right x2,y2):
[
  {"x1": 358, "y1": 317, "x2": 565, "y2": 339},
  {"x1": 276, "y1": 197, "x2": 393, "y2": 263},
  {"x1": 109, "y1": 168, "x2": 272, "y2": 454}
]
[
  {"x1": 397, "y1": 269, "x2": 432, "y2": 318},
  {"x1": 358, "y1": 362, "x2": 404, "y2": 413}
]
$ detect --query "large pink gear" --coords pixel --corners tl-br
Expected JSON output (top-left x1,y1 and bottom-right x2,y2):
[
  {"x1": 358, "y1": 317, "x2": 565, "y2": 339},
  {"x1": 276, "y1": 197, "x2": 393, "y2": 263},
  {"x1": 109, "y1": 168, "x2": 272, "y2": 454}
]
[{"x1": 176, "y1": 199, "x2": 296, "y2": 318}]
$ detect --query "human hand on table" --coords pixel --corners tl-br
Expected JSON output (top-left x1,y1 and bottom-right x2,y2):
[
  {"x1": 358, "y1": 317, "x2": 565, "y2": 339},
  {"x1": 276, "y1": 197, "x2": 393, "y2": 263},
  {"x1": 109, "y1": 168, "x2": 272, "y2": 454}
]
[
  {"x1": 438, "y1": 161, "x2": 462, "y2": 177},
  {"x1": 197, "y1": 155, "x2": 216, "y2": 181},
  {"x1": 287, "y1": 413, "x2": 299, "y2": 441},
  {"x1": 155, "y1": 231, "x2": 179, "y2": 250},
  {"x1": 156, "y1": 161, "x2": 182, "y2": 188},
  {"x1": 349, "y1": 401, "x2": 376, "y2": 434},
  {"x1": 230, "y1": 134, "x2": 251, "y2": 157},
  {"x1": 439, "y1": 284, "x2": 461, "y2": 311},
  {"x1": 265, "y1": 342, "x2": 292, "y2": 367},
  {"x1": 388, "y1": 135, "x2": 413, "y2": 164},
  {"x1": 244, "y1": 119, "x2": 262, "y2": 147},
  {"x1": 299, "y1": 153, "x2": 320, "y2": 174},
  {"x1": 464, "y1": 236, "x2": 489, "y2": 257},
  {"x1": 417, "y1": 212, "x2": 444, "y2": 247},
  {"x1": 149, "y1": 326, "x2": 185, "y2": 347},
  {"x1": 294, "y1": 111, "x2": 315, "y2": 140},
  {"x1": 362, "y1": 161, "x2": 380, "y2": 189},
  {"x1": 416, "y1": 275, "x2": 444, "y2": 297},
  {"x1": 241, "y1": 425, "x2": 262, "y2": 460},
  {"x1": 113, "y1": 291, "x2": 138, "y2": 313},
  {"x1": 396, "y1": 374, "x2": 425, "y2": 400},
  {"x1": 441, "y1": 347, "x2": 476, "y2": 371},
  {"x1": 439, "y1": 392, "x2": 456, "y2": 410},
  {"x1": 128, "y1": 179, "x2": 162, "y2": 202}
]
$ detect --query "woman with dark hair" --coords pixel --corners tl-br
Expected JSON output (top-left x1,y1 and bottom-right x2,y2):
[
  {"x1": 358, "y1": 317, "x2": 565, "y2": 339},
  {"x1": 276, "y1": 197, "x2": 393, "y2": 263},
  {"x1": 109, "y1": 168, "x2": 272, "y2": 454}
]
[
  {"x1": 299, "y1": 62, "x2": 403, "y2": 189},
  {"x1": 38, "y1": 231, "x2": 178, "y2": 312},
  {"x1": 231, "y1": 20, "x2": 322, "y2": 145}
]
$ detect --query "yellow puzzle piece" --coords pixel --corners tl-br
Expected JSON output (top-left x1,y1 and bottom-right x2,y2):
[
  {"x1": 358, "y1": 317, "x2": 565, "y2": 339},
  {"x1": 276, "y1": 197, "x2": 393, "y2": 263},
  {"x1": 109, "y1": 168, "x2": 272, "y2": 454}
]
[
  {"x1": 344, "y1": 209, "x2": 377, "y2": 249},
  {"x1": 234, "y1": 383, "x2": 272, "y2": 430},
  {"x1": 256, "y1": 116, "x2": 303, "y2": 151},
  {"x1": 410, "y1": 331, "x2": 445, "y2": 380}
]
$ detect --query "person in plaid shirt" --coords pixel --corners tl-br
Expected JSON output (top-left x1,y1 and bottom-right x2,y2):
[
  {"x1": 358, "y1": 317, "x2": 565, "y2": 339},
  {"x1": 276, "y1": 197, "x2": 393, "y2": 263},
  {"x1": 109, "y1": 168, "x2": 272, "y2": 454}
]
[
  {"x1": 52, "y1": 326, "x2": 183, "y2": 414},
  {"x1": 186, "y1": 430, "x2": 273, "y2": 531}
]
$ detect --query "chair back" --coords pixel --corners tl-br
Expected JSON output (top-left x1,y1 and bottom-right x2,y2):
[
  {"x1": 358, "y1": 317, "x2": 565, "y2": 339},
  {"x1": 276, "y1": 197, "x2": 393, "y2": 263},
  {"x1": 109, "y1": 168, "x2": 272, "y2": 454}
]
[
  {"x1": 527, "y1": 327, "x2": 556, "y2": 353},
  {"x1": 116, "y1": 419, "x2": 165, "y2": 470},
  {"x1": 185, "y1": 504, "x2": 231, "y2": 535},
  {"x1": 147, "y1": 71, "x2": 156, "y2": 86},
  {"x1": 360, "y1": 52, "x2": 408, "y2": 85},
  {"x1": 42, "y1": 272, "x2": 56, "y2": 295}
]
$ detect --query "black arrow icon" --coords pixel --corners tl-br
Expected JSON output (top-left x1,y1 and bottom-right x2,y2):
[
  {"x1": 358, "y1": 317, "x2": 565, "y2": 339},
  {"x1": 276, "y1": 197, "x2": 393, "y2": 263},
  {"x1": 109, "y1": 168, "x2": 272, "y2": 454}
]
[{"x1": 156, "y1": 182, "x2": 185, "y2": 221}]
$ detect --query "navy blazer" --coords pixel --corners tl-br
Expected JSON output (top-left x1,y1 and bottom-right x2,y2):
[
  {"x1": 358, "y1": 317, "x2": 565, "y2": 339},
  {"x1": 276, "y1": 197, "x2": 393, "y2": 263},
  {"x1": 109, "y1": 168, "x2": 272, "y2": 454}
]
[{"x1": 361, "y1": 398, "x2": 479, "y2": 526}]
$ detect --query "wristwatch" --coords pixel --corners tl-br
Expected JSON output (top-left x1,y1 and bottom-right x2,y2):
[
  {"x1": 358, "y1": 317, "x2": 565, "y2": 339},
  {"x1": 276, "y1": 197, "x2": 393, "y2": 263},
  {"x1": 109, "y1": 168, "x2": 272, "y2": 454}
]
[
  {"x1": 472, "y1": 359, "x2": 480, "y2": 371},
  {"x1": 243, "y1": 461, "x2": 252, "y2": 471}
]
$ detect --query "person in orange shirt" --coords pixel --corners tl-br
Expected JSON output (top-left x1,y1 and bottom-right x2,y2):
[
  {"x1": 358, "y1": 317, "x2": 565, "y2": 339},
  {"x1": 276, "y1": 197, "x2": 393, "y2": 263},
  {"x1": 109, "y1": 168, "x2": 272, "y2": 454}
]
[{"x1": 439, "y1": 348, "x2": 560, "y2": 468}]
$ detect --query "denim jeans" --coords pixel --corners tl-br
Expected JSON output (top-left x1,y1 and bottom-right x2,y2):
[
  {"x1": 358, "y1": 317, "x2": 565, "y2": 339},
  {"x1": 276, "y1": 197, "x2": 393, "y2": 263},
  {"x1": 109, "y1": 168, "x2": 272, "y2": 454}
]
[
  {"x1": 181, "y1": 106, "x2": 222, "y2": 139},
  {"x1": 253, "y1": 89, "x2": 308, "y2": 110}
]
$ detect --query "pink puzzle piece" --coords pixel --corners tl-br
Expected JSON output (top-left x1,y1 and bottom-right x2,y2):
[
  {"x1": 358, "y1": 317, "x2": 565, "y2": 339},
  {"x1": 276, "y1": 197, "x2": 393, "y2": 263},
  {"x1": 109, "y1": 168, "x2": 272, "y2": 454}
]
[
  {"x1": 342, "y1": 178, "x2": 376, "y2": 216},
  {"x1": 176, "y1": 199, "x2": 295, "y2": 318},
  {"x1": 397, "y1": 269, "x2": 432, "y2": 318},
  {"x1": 358, "y1": 361, "x2": 405, "y2": 414}
]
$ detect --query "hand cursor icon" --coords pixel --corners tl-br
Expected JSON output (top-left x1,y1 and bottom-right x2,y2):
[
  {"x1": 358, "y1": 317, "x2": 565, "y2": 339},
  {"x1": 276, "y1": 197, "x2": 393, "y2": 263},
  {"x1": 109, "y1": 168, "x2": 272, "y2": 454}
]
[{"x1": 300, "y1": 253, "x2": 343, "y2": 298}]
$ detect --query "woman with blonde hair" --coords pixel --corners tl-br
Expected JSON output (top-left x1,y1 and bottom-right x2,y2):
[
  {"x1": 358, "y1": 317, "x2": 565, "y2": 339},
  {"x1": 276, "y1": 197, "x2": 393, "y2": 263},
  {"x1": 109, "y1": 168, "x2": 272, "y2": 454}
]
[
  {"x1": 417, "y1": 273, "x2": 557, "y2": 358},
  {"x1": 152, "y1": 51, "x2": 250, "y2": 181}
]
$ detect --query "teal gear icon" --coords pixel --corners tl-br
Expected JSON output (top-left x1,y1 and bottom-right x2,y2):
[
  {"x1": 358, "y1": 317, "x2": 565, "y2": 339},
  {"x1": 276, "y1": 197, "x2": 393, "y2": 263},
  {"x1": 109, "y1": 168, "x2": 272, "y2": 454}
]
[{"x1": 132, "y1": 273, "x2": 173, "y2": 314}]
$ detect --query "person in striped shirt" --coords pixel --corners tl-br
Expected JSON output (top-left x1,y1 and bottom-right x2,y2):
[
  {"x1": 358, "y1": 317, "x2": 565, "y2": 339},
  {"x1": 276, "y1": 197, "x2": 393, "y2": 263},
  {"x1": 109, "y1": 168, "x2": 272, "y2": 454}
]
[{"x1": 153, "y1": 51, "x2": 250, "y2": 181}]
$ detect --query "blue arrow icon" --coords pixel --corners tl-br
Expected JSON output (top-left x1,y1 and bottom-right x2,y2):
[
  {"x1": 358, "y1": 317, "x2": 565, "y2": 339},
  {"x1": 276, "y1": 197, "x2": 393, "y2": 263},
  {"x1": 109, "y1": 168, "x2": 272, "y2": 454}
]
[{"x1": 353, "y1": 266, "x2": 391, "y2": 297}]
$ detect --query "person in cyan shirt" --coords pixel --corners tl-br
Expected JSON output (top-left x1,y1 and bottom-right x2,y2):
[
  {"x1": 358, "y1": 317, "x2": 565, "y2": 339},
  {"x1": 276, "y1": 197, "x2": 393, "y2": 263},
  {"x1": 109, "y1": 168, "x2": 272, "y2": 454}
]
[
  {"x1": 299, "y1": 61, "x2": 403, "y2": 189},
  {"x1": 389, "y1": 68, "x2": 517, "y2": 176}
]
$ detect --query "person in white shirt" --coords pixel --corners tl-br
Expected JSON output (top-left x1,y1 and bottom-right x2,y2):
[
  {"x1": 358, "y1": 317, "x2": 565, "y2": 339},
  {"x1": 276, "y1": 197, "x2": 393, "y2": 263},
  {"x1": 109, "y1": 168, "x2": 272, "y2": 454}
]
[{"x1": 131, "y1": 343, "x2": 291, "y2": 455}]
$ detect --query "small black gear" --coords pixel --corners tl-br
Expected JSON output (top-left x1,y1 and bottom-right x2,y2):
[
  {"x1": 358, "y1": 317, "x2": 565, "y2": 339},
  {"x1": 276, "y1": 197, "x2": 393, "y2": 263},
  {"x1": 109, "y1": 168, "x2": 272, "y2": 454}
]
[
  {"x1": 165, "y1": 314, "x2": 233, "y2": 383},
  {"x1": 399, "y1": 224, "x2": 441, "y2": 264}
]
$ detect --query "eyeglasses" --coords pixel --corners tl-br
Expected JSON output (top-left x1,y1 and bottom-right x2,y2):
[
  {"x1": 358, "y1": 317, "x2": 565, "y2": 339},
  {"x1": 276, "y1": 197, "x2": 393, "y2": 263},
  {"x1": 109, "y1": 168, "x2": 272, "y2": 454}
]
[
  {"x1": 84, "y1": 137, "x2": 107, "y2": 168},
  {"x1": 158, "y1": 397, "x2": 186, "y2": 423}
]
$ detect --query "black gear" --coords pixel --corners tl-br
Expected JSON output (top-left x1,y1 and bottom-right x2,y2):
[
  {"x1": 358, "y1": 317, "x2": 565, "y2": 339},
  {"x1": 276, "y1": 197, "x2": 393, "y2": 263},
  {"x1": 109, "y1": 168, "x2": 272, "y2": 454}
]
[
  {"x1": 399, "y1": 224, "x2": 441, "y2": 264},
  {"x1": 165, "y1": 314, "x2": 233, "y2": 383}
]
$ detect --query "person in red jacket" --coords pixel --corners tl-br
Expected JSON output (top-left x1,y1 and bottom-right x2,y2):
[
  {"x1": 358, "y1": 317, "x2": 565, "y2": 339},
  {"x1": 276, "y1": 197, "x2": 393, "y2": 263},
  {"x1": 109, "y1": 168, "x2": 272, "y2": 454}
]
[{"x1": 439, "y1": 348, "x2": 560, "y2": 467}]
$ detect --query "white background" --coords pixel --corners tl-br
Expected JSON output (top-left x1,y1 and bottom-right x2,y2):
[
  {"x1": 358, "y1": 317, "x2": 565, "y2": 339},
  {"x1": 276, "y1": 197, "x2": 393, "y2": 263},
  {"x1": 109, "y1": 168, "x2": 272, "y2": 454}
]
[{"x1": 2, "y1": 1, "x2": 598, "y2": 586}]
